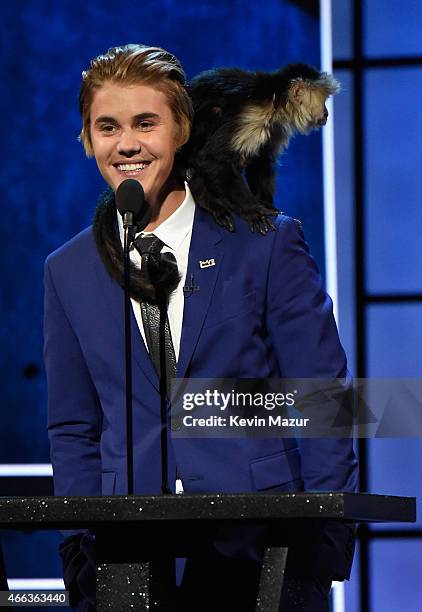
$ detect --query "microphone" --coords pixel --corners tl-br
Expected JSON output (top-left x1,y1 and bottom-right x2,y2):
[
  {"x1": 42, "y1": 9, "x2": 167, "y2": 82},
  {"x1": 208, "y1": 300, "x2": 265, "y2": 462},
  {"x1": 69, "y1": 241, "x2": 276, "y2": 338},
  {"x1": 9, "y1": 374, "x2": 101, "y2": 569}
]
[
  {"x1": 115, "y1": 179, "x2": 151, "y2": 496},
  {"x1": 116, "y1": 179, "x2": 151, "y2": 231}
]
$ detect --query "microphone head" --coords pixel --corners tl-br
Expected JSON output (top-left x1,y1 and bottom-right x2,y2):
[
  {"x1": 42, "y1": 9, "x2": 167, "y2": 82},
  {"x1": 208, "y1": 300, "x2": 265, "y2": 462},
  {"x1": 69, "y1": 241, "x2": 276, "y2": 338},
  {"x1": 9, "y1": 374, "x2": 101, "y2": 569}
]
[
  {"x1": 116, "y1": 179, "x2": 145, "y2": 216},
  {"x1": 115, "y1": 179, "x2": 151, "y2": 230}
]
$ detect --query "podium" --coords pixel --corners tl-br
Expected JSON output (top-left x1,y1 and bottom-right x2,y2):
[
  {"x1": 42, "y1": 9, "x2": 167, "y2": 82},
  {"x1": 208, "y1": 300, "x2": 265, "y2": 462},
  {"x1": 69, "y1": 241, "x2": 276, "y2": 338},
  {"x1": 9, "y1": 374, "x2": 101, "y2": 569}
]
[{"x1": 0, "y1": 492, "x2": 416, "y2": 611}]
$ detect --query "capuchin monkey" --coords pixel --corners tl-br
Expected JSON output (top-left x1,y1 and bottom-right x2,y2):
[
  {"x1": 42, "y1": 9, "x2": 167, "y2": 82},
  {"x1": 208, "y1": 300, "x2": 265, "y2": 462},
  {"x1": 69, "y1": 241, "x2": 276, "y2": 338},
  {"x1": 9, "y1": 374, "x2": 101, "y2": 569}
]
[{"x1": 181, "y1": 63, "x2": 340, "y2": 233}]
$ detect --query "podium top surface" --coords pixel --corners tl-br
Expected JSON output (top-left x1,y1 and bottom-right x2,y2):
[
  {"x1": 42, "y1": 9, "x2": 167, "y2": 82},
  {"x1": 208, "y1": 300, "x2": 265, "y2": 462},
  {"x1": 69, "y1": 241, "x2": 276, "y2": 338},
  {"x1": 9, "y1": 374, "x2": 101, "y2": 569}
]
[{"x1": 0, "y1": 492, "x2": 416, "y2": 529}]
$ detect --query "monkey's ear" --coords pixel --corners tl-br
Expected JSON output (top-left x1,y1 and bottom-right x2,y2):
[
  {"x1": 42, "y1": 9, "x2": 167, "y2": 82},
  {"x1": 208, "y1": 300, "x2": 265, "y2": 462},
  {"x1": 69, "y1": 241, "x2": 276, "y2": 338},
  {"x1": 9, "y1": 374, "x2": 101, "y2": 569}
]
[{"x1": 288, "y1": 79, "x2": 307, "y2": 108}]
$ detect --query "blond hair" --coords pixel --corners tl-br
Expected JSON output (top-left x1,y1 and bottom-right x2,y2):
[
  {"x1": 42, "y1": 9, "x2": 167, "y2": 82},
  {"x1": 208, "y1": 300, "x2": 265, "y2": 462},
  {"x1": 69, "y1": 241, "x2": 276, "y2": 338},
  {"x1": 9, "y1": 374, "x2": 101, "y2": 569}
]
[{"x1": 79, "y1": 44, "x2": 193, "y2": 157}]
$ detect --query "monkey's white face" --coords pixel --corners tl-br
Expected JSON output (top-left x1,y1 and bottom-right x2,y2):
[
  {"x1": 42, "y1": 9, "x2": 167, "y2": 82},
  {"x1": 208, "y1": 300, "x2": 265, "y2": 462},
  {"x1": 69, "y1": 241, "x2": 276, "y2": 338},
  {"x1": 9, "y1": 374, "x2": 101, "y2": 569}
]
[
  {"x1": 287, "y1": 81, "x2": 330, "y2": 134},
  {"x1": 301, "y1": 89, "x2": 329, "y2": 127}
]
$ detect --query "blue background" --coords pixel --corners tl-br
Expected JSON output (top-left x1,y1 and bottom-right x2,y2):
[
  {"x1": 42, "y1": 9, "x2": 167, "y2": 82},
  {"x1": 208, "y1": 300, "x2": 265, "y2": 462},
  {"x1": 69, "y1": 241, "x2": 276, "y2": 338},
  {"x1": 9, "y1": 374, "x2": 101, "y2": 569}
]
[{"x1": 4, "y1": 2, "x2": 421, "y2": 610}]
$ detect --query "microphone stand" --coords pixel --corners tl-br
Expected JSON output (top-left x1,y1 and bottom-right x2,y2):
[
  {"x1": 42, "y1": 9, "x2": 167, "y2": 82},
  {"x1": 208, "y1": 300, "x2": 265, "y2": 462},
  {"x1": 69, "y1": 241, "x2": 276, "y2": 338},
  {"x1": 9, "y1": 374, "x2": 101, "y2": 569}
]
[
  {"x1": 123, "y1": 218, "x2": 136, "y2": 495},
  {"x1": 157, "y1": 294, "x2": 171, "y2": 495}
]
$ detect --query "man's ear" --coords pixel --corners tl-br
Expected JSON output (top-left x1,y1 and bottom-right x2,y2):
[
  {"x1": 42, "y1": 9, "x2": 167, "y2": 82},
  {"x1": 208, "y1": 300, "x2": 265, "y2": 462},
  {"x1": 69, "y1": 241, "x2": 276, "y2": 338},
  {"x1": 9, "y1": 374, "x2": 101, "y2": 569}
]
[
  {"x1": 175, "y1": 125, "x2": 190, "y2": 149},
  {"x1": 288, "y1": 80, "x2": 306, "y2": 109}
]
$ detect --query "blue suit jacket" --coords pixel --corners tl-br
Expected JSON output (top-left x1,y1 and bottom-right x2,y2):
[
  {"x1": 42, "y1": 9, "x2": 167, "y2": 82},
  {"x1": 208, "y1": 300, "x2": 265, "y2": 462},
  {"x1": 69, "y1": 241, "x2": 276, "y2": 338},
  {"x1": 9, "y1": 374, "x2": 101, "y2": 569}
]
[{"x1": 44, "y1": 204, "x2": 358, "y2": 583}]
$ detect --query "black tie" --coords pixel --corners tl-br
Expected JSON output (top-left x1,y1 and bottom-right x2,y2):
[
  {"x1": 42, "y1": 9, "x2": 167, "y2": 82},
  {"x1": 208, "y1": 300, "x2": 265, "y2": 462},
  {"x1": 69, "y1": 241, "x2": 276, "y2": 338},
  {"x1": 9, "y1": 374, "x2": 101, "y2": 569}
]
[{"x1": 133, "y1": 234, "x2": 178, "y2": 388}]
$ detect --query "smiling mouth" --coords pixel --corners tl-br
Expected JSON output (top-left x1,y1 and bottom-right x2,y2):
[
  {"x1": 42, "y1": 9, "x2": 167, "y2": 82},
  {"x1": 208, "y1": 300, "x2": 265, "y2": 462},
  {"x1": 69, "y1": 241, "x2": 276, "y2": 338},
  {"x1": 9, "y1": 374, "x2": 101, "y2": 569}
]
[{"x1": 114, "y1": 161, "x2": 152, "y2": 172}]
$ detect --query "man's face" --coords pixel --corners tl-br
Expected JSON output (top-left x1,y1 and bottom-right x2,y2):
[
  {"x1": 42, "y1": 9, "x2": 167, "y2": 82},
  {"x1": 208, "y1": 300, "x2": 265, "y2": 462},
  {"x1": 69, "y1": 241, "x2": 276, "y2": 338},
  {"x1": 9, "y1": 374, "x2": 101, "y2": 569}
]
[{"x1": 89, "y1": 81, "x2": 181, "y2": 207}]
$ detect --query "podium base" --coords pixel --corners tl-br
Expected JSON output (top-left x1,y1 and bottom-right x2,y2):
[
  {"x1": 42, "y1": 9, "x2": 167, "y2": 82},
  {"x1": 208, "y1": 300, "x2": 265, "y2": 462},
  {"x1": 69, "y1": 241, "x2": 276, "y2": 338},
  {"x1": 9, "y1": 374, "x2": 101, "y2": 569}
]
[
  {"x1": 96, "y1": 558, "x2": 176, "y2": 611},
  {"x1": 95, "y1": 546, "x2": 289, "y2": 612}
]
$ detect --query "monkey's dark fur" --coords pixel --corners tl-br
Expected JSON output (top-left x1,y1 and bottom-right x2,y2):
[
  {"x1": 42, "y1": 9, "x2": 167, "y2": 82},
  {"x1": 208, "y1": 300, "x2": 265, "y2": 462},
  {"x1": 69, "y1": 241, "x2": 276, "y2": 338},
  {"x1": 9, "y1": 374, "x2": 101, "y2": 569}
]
[{"x1": 181, "y1": 63, "x2": 340, "y2": 233}]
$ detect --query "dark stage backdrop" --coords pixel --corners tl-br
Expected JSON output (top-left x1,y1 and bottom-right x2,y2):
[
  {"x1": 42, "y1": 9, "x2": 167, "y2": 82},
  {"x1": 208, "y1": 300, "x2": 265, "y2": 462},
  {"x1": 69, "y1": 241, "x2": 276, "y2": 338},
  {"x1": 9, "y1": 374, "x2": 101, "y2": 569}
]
[{"x1": 0, "y1": 0, "x2": 323, "y2": 586}]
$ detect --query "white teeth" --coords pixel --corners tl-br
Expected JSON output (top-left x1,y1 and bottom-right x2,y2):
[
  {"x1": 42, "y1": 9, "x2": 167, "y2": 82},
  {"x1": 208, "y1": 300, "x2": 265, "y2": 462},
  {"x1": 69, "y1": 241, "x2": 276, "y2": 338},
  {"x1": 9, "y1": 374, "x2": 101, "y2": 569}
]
[{"x1": 117, "y1": 162, "x2": 150, "y2": 171}]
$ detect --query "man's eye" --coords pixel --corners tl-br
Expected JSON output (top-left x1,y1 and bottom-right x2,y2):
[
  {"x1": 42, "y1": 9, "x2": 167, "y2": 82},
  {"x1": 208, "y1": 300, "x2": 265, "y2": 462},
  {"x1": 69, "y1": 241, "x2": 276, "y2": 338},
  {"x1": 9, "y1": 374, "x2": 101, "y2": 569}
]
[
  {"x1": 138, "y1": 121, "x2": 153, "y2": 129},
  {"x1": 100, "y1": 124, "x2": 116, "y2": 133}
]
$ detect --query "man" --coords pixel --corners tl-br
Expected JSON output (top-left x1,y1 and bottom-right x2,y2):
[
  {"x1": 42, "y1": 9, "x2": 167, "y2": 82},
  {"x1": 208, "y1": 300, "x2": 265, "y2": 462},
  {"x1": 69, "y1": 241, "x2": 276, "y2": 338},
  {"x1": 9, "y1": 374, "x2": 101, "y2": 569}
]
[{"x1": 44, "y1": 44, "x2": 358, "y2": 611}]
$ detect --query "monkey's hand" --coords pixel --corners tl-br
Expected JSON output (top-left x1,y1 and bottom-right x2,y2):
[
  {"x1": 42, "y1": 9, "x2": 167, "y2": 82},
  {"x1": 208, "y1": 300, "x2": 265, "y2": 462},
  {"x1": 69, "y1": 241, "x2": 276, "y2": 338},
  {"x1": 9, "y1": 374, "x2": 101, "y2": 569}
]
[{"x1": 244, "y1": 208, "x2": 278, "y2": 235}]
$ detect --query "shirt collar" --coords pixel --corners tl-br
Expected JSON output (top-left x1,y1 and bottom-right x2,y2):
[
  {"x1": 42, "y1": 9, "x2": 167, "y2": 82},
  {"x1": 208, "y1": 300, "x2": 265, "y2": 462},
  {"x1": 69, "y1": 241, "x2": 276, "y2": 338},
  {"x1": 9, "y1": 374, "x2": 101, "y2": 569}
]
[{"x1": 117, "y1": 181, "x2": 195, "y2": 251}]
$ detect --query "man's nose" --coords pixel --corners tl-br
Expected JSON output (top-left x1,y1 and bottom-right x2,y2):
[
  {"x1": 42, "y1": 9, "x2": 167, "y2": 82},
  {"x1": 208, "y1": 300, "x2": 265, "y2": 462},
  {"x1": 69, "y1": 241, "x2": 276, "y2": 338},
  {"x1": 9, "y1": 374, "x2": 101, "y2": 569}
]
[{"x1": 116, "y1": 130, "x2": 142, "y2": 156}]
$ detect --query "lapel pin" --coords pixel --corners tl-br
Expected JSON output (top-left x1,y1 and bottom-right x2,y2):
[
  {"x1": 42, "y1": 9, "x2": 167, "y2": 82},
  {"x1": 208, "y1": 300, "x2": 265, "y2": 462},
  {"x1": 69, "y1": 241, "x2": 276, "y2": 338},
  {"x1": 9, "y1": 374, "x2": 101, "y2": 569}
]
[
  {"x1": 199, "y1": 258, "x2": 216, "y2": 269},
  {"x1": 183, "y1": 274, "x2": 200, "y2": 296}
]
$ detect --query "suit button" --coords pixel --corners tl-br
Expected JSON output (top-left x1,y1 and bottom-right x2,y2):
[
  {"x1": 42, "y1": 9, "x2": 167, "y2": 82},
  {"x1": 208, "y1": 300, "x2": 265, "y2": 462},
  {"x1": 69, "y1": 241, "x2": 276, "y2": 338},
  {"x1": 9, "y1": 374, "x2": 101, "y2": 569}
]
[{"x1": 171, "y1": 417, "x2": 182, "y2": 431}]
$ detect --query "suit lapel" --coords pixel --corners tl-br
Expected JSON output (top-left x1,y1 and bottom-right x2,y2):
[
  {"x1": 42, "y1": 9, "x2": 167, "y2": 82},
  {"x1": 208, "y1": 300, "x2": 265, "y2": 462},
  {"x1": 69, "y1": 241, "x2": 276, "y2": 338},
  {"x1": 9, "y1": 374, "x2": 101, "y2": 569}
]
[
  {"x1": 97, "y1": 262, "x2": 160, "y2": 391},
  {"x1": 177, "y1": 206, "x2": 224, "y2": 380}
]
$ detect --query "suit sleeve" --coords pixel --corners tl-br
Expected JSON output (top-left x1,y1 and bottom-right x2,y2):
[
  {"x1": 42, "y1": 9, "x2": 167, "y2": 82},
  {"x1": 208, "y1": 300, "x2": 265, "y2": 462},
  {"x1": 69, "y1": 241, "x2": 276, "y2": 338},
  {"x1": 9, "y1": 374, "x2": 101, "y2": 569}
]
[
  {"x1": 44, "y1": 257, "x2": 101, "y2": 604},
  {"x1": 266, "y1": 216, "x2": 358, "y2": 579},
  {"x1": 44, "y1": 257, "x2": 102, "y2": 500}
]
